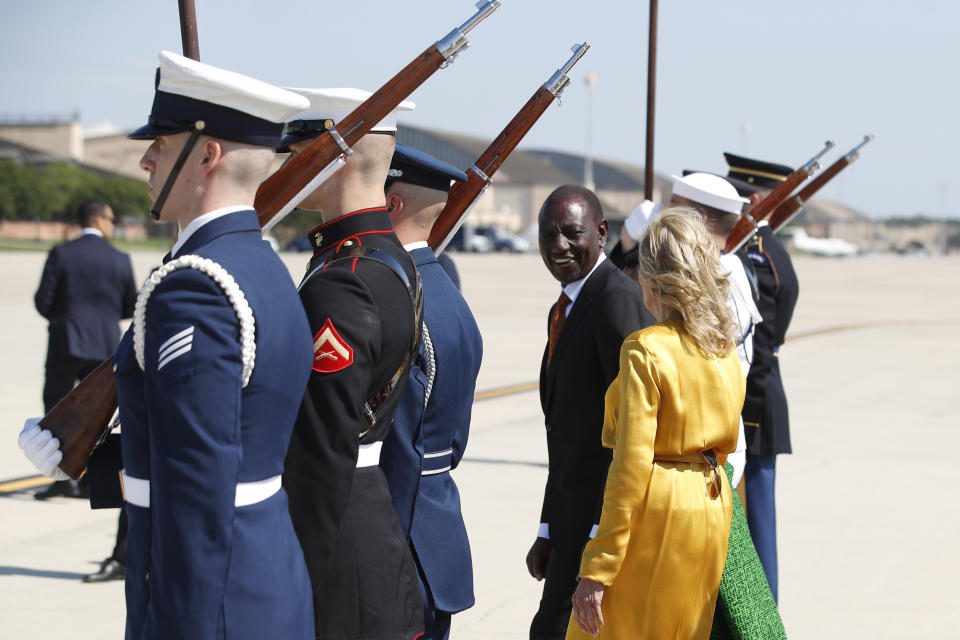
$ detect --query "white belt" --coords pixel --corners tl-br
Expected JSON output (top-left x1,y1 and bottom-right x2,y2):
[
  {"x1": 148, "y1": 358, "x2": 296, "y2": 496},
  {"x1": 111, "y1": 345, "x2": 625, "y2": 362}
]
[
  {"x1": 121, "y1": 472, "x2": 282, "y2": 508},
  {"x1": 356, "y1": 441, "x2": 382, "y2": 468}
]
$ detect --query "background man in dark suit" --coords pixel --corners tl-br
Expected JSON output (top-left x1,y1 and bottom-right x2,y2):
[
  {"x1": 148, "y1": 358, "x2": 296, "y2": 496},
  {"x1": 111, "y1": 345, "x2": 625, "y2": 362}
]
[
  {"x1": 32, "y1": 199, "x2": 136, "y2": 500},
  {"x1": 526, "y1": 185, "x2": 653, "y2": 640}
]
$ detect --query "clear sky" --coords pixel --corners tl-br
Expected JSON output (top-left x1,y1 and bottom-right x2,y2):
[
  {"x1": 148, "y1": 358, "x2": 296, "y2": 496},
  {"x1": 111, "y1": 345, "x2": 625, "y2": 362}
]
[{"x1": 2, "y1": 0, "x2": 957, "y2": 219}]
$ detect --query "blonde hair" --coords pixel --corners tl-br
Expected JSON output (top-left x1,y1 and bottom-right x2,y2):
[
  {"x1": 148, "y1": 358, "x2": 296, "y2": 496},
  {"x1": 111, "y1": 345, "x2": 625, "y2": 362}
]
[{"x1": 637, "y1": 207, "x2": 738, "y2": 356}]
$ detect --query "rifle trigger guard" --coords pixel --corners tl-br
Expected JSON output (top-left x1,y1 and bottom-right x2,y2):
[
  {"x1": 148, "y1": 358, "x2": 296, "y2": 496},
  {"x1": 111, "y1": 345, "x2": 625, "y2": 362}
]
[
  {"x1": 92, "y1": 416, "x2": 121, "y2": 455},
  {"x1": 327, "y1": 127, "x2": 354, "y2": 157}
]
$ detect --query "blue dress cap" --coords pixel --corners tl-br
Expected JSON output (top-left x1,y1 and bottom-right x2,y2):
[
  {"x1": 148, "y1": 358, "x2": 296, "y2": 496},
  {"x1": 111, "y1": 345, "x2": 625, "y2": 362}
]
[{"x1": 385, "y1": 143, "x2": 468, "y2": 193}]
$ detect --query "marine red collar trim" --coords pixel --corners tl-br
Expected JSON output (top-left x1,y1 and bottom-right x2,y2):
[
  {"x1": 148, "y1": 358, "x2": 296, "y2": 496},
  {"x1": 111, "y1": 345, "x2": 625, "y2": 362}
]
[{"x1": 307, "y1": 206, "x2": 389, "y2": 236}]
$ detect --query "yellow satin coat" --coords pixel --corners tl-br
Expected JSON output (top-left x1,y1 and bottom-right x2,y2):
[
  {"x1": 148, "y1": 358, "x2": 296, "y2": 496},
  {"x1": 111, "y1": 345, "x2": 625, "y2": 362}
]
[{"x1": 567, "y1": 320, "x2": 745, "y2": 639}]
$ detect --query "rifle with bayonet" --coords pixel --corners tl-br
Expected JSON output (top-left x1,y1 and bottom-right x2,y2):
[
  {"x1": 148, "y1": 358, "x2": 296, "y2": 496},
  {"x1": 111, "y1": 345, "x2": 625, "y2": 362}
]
[
  {"x1": 40, "y1": 1, "x2": 501, "y2": 479},
  {"x1": 768, "y1": 135, "x2": 874, "y2": 232},
  {"x1": 258, "y1": 0, "x2": 501, "y2": 231},
  {"x1": 428, "y1": 42, "x2": 589, "y2": 252},
  {"x1": 724, "y1": 140, "x2": 836, "y2": 255}
]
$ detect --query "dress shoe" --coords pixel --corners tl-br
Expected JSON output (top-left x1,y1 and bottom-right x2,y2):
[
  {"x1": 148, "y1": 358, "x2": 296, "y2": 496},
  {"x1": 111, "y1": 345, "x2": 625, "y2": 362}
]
[
  {"x1": 83, "y1": 558, "x2": 125, "y2": 583},
  {"x1": 34, "y1": 479, "x2": 88, "y2": 500}
]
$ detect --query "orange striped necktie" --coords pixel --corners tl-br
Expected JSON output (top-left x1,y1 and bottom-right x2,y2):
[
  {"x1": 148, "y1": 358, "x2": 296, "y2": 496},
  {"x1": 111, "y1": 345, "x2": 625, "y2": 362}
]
[{"x1": 548, "y1": 291, "x2": 572, "y2": 362}]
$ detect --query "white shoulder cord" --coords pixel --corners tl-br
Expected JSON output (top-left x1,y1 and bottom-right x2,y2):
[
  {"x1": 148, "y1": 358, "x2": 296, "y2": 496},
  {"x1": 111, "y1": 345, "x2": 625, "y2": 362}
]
[
  {"x1": 421, "y1": 322, "x2": 437, "y2": 408},
  {"x1": 133, "y1": 255, "x2": 256, "y2": 387}
]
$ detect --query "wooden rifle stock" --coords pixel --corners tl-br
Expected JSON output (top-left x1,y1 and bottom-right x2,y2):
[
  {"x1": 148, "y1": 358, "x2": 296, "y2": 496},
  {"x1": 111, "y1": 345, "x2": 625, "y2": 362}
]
[
  {"x1": 724, "y1": 140, "x2": 836, "y2": 254},
  {"x1": 428, "y1": 43, "x2": 590, "y2": 252},
  {"x1": 768, "y1": 135, "x2": 874, "y2": 232},
  {"x1": 256, "y1": 1, "x2": 501, "y2": 229},
  {"x1": 41, "y1": 358, "x2": 117, "y2": 479},
  {"x1": 178, "y1": 0, "x2": 200, "y2": 61},
  {"x1": 428, "y1": 88, "x2": 554, "y2": 251}
]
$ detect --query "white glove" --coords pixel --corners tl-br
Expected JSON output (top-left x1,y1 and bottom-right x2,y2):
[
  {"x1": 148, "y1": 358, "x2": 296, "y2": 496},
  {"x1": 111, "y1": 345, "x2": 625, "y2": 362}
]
[
  {"x1": 18, "y1": 418, "x2": 70, "y2": 481},
  {"x1": 727, "y1": 419, "x2": 747, "y2": 489},
  {"x1": 624, "y1": 200, "x2": 662, "y2": 240}
]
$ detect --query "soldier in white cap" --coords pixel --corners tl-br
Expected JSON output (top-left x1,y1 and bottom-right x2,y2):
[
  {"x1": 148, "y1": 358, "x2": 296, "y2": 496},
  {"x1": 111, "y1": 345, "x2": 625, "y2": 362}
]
[
  {"x1": 19, "y1": 50, "x2": 316, "y2": 639},
  {"x1": 279, "y1": 89, "x2": 425, "y2": 640}
]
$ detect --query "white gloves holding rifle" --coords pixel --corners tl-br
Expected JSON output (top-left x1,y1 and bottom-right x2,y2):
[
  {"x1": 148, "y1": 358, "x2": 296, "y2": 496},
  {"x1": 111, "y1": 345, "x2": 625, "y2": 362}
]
[{"x1": 18, "y1": 418, "x2": 70, "y2": 481}]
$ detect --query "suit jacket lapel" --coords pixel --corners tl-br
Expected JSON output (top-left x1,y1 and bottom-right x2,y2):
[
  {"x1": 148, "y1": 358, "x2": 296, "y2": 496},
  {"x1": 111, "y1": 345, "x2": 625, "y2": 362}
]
[{"x1": 543, "y1": 260, "x2": 614, "y2": 411}]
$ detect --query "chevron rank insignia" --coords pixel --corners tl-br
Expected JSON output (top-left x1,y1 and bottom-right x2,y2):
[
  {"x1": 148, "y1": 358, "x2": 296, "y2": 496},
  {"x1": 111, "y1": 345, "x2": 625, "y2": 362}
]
[{"x1": 312, "y1": 318, "x2": 354, "y2": 373}]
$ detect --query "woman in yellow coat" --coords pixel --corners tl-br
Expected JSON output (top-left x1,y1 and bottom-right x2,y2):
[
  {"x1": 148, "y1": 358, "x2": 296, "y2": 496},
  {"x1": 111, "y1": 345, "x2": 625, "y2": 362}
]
[{"x1": 568, "y1": 208, "x2": 746, "y2": 639}]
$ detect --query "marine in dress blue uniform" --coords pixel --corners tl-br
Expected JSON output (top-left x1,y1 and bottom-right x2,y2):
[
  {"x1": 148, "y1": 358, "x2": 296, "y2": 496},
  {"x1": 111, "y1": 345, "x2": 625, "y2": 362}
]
[
  {"x1": 379, "y1": 145, "x2": 483, "y2": 639},
  {"x1": 726, "y1": 152, "x2": 801, "y2": 603},
  {"x1": 279, "y1": 89, "x2": 424, "y2": 640},
  {"x1": 113, "y1": 52, "x2": 315, "y2": 639}
]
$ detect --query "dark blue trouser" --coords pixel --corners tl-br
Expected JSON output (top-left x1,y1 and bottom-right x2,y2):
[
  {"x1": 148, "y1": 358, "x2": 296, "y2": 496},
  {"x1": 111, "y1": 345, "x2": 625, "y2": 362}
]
[
  {"x1": 415, "y1": 551, "x2": 451, "y2": 640},
  {"x1": 744, "y1": 453, "x2": 778, "y2": 602}
]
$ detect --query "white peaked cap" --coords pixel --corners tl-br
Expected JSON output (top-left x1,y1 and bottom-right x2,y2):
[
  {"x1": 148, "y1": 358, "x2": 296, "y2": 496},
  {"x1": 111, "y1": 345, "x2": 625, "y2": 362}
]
[
  {"x1": 156, "y1": 50, "x2": 309, "y2": 123},
  {"x1": 285, "y1": 87, "x2": 415, "y2": 132},
  {"x1": 670, "y1": 172, "x2": 749, "y2": 215},
  {"x1": 130, "y1": 51, "x2": 310, "y2": 146}
]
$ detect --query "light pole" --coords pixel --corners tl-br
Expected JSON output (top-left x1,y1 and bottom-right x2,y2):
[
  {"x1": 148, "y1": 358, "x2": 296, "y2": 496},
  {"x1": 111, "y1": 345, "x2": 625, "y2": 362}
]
[{"x1": 584, "y1": 72, "x2": 597, "y2": 191}]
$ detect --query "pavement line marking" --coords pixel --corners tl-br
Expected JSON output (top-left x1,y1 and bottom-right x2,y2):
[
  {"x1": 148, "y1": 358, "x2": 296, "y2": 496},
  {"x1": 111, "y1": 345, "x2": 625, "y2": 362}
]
[
  {"x1": 461, "y1": 456, "x2": 548, "y2": 469},
  {"x1": 787, "y1": 322, "x2": 882, "y2": 341},
  {"x1": 786, "y1": 317, "x2": 958, "y2": 343},
  {"x1": 0, "y1": 475, "x2": 54, "y2": 494},
  {"x1": 5, "y1": 317, "x2": 949, "y2": 492},
  {"x1": 473, "y1": 381, "x2": 539, "y2": 401}
]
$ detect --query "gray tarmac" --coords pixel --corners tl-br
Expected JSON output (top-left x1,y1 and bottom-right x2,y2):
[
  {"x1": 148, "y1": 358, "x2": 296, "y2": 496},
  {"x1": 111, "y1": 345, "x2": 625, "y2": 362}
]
[{"x1": 1, "y1": 249, "x2": 958, "y2": 638}]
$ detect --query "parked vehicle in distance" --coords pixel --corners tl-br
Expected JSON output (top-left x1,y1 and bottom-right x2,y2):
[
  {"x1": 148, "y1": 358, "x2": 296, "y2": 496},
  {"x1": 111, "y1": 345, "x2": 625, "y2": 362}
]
[
  {"x1": 474, "y1": 225, "x2": 531, "y2": 253},
  {"x1": 448, "y1": 225, "x2": 493, "y2": 253},
  {"x1": 783, "y1": 227, "x2": 858, "y2": 257},
  {"x1": 285, "y1": 236, "x2": 313, "y2": 252}
]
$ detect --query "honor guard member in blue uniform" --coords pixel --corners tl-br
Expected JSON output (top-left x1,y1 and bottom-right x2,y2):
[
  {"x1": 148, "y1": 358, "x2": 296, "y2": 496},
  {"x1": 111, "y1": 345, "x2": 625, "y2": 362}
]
[
  {"x1": 725, "y1": 152, "x2": 800, "y2": 602},
  {"x1": 279, "y1": 89, "x2": 425, "y2": 640},
  {"x1": 21, "y1": 51, "x2": 317, "y2": 639},
  {"x1": 380, "y1": 144, "x2": 483, "y2": 640}
]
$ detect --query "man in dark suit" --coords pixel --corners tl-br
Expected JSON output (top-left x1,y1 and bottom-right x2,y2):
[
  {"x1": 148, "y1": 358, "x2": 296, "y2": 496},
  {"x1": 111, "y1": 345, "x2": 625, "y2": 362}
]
[
  {"x1": 526, "y1": 185, "x2": 653, "y2": 639},
  {"x1": 380, "y1": 144, "x2": 483, "y2": 640},
  {"x1": 32, "y1": 199, "x2": 136, "y2": 500},
  {"x1": 725, "y1": 152, "x2": 801, "y2": 603}
]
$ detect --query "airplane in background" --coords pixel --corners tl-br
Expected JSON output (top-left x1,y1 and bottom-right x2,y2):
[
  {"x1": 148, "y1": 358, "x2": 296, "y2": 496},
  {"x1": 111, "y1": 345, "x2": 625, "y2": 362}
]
[{"x1": 783, "y1": 227, "x2": 858, "y2": 257}]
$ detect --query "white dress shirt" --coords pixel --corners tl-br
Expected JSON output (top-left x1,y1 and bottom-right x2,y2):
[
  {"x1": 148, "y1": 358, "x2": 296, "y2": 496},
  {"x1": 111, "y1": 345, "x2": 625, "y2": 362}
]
[{"x1": 170, "y1": 205, "x2": 251, "y2": 258}]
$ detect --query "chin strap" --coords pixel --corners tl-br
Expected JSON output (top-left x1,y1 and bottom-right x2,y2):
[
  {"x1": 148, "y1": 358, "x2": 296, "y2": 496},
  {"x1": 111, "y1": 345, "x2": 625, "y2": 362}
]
[{"x1": 150, "y1": 121, "x2": 206, "y2": 221}]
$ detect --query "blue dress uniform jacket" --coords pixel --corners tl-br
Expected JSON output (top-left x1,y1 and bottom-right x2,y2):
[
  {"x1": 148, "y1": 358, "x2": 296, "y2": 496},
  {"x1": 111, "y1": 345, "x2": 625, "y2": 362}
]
[
  {"x1": 113, "y1": 210, "x2": 314, "y2": 640},
  {"x1": 381, "y1": 246, "x2": 483, "y2": 617},
  {"x1": 742, "y1": 225, "x2": 799, "y2": 455},
  {"x1": 284, "y1": 207, "x2": 423, "y2": 640}
]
